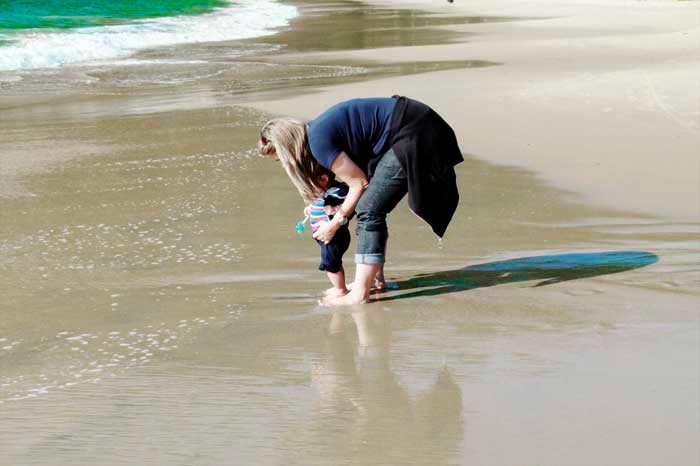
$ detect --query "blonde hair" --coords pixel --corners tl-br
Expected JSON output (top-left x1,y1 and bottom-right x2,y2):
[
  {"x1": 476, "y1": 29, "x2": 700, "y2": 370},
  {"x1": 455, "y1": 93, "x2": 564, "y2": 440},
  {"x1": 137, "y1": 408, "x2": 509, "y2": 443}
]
[{"x1": 259, "y1": 117, "x2": 328, "y2": 201}]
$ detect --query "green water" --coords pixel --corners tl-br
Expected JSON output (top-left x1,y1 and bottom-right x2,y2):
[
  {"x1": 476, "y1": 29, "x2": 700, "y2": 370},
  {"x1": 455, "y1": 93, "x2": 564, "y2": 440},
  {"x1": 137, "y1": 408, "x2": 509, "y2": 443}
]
[{"x1": 0, "y1": 0, "x2": 228, "y2": 32}]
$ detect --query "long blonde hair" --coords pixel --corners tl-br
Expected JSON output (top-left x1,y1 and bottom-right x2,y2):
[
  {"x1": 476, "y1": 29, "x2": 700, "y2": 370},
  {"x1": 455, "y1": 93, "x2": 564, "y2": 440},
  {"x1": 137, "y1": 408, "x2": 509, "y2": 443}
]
[{"x1": 258, "y1": 117, "x2": 328, "y2": 201}]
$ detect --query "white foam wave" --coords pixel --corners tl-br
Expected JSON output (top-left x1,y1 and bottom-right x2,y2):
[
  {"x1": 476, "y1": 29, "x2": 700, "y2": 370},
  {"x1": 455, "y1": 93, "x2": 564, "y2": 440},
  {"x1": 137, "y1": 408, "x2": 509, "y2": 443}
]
[{"x1": 0, "y1": 0, "x2": 297, "y2": 71}]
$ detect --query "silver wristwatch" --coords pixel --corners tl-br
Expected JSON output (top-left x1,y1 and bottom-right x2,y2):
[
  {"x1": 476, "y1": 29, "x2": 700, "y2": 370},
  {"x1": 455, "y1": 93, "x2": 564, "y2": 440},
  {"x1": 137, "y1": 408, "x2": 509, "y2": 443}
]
[{"x1": 336, "y1": 214, "x2": 349, "y2": 226}]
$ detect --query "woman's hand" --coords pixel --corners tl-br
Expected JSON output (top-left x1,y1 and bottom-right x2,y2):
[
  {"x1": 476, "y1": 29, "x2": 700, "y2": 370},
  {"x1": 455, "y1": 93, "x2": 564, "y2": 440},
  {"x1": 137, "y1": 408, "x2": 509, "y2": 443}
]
[{"x1": 312, "y1": 220, "x2": 339, "y2": 244}]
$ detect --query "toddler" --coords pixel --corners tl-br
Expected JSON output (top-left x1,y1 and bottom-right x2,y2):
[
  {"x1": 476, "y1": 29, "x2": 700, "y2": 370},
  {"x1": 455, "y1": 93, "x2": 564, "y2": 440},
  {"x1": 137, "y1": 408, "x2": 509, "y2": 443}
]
[
  {"x1": 303, "y1": 178, "x2": 352, "y2": 298},
  {"x1": 299, "y1": 175, "x2": 387, "y2": 298}
]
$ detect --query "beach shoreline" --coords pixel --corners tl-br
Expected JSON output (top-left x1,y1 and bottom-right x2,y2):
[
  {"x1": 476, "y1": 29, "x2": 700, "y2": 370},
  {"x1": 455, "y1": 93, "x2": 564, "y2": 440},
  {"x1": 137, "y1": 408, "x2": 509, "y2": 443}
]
[
  {"x1": 248, "y1": 0, "x2": 700, "y2": 222},
  {"x1": 1, "y1": 1, "x2": 698, "y2": 465}
]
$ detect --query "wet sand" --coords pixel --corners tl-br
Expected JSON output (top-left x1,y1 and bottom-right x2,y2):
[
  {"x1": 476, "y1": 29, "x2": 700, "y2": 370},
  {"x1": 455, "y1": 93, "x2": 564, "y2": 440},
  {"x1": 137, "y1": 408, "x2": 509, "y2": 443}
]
[{"x1": 1, "y1": 1, "x2": 699, "y2": 465}]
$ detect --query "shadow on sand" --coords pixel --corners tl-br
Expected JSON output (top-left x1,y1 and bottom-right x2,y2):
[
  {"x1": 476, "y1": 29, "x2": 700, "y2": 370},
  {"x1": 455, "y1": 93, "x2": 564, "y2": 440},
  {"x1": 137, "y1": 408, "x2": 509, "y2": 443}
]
[{"x1": 377, "y1": 251, "x2": 658, "y2": 302}]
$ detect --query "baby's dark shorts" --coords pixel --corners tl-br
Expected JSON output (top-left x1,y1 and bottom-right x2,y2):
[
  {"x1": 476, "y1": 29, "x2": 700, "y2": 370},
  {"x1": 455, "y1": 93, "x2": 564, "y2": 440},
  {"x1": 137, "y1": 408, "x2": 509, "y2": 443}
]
[{"x1": 316, "y1": 226, "x2": 351, "y2": 273}]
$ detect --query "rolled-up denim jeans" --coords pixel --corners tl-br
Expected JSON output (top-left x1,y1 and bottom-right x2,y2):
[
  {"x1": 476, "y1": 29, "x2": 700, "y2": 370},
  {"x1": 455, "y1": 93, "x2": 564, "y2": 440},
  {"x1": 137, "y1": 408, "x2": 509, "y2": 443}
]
[{"x1": 355, "y1": 149, "x2": 407, "y2": 265}]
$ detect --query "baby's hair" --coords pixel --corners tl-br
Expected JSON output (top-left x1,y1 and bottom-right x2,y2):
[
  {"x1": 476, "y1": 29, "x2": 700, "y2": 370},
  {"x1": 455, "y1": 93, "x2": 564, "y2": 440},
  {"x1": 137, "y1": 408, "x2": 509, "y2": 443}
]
[{"x1": 322, "y1": 170, "x2": 336, "y2": 183}]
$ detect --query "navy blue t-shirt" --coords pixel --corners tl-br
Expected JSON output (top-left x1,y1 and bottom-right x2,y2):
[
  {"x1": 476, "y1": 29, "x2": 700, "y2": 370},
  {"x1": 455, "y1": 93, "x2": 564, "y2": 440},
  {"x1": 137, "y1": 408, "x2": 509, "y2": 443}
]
[{"x1": 307, "y1": 98, "x2": 397, "y2": 172}]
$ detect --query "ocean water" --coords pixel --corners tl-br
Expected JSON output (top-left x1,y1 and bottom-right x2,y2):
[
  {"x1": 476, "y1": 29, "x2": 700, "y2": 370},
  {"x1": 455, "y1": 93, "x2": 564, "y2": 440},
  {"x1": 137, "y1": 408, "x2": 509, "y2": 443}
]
[
  {"x1": 0, "y1": 0, "x2": 229, "y2": 30},
  {"x1": 0, "y1": 0, "x2": 297, "y2": 71}
]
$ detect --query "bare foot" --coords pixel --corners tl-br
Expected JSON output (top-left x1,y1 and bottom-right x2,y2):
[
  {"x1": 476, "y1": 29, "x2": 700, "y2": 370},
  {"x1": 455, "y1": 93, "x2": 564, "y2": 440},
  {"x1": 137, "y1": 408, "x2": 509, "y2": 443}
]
[
  {"x1": 319, "y1": 289, "x2": 369, "y2": 307},
  {"x1": 324, "y1": 286, "x2": 349, "y2": 298},
  {"x1": 346, "y1": 277, "x2": 387, "y2": 293},
  {"x1": 373, "y1": 277, "x2": 387, "y2": 291}
]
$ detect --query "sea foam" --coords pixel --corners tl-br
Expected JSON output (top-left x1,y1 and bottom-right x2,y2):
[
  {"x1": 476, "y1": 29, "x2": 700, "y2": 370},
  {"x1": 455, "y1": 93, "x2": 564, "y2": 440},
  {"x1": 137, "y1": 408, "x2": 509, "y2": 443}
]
[{"x1": 0, "y1": 0, "x2": 297, "y2": 72}]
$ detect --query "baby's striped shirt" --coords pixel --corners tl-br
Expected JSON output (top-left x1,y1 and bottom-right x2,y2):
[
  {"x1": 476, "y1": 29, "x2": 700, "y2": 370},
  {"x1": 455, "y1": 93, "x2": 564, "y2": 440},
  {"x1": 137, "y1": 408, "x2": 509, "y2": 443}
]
[{"x1": 307, "y1": 198, "x2": 329, "y2": 232}]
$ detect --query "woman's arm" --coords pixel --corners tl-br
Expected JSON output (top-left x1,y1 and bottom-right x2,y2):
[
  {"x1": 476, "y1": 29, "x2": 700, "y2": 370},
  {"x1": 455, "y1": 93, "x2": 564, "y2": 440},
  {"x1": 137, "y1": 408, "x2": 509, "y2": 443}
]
[
  {"x1": 329, "y1": 152, "x2": 369, "y2": 221},
  {"x1": 312, "y1": 152, "x2": 368, "y2": 243}
]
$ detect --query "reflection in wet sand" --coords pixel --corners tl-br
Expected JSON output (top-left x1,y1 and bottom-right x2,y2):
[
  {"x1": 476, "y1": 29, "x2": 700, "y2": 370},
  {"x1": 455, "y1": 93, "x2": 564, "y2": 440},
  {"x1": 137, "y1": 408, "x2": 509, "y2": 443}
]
[{"x1": 307, "y1": 308, "x2": 463, "y2": 466}]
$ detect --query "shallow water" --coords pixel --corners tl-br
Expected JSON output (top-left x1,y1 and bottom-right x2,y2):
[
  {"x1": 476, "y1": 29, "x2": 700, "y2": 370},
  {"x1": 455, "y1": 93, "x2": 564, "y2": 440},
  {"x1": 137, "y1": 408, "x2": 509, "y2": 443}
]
[{"x1": 1, "y1": 1, "x2": 699, "y2": 465}]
